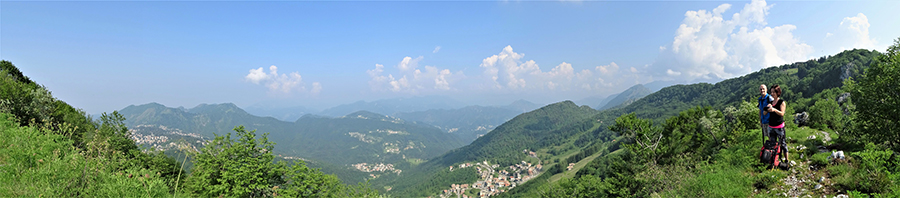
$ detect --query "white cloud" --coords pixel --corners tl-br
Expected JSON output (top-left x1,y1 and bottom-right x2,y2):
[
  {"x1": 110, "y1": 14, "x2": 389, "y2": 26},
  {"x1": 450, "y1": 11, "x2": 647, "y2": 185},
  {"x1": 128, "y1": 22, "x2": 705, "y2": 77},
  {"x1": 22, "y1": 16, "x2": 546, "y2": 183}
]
[
  {"x1": 653, "y1": 0, "x2": 813, "y2": 81},
  {"x1": 433, "y1": 46, "x2": 441, "y2": 53},
  {"x1": 245, "y1": 67, "x2": 267, "y2": 84},
  {"x1": 478, "y1": 46, "x2": 618, "y2": 91},
  {"x1": 244, "y1": 65, "x2": 320, "y2": 95},
  {"x1": 368, "y1": 56, "x2": 463, "y2": 93},
  {"x1": 667, "y1": 69, "x2": 682, "y2": 76},
  {"x1": 366, "y1": 46, "x2": 649, "y2": 96},
  {"x1": 595, "y1": 62, "x2": 619, "y2": 75},
  {"x1": 824, "y1": 13, "x2": 884, "y2": 54},
  {"x1": 398, "y1": 56, "x2": 423, "y2": 71}
]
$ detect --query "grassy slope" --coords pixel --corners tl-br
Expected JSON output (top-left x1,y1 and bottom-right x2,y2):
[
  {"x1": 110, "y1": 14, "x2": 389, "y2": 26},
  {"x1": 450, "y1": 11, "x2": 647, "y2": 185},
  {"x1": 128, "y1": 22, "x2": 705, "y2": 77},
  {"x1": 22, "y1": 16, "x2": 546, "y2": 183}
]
[
  {"x1": 550, "y1": 150, "x2": 605, "y2": 183},
  {"x1": 0, "y1": 113, "x2": 180, "y2": 197}
]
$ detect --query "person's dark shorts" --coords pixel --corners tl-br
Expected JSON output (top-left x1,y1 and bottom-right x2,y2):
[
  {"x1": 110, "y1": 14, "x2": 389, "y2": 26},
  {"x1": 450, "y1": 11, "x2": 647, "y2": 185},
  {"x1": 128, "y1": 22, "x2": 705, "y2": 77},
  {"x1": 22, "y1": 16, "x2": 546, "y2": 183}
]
[{"x1": 768, "y1": 127, "x2": 786, "y2": 151}]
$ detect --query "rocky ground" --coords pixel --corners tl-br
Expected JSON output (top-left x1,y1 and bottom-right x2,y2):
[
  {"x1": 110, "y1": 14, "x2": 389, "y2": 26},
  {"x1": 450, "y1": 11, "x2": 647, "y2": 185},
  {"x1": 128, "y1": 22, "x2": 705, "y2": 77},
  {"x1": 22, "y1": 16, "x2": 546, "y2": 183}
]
[{"x1": 763, "y1": 130, "x2": 849, "y2": 198}]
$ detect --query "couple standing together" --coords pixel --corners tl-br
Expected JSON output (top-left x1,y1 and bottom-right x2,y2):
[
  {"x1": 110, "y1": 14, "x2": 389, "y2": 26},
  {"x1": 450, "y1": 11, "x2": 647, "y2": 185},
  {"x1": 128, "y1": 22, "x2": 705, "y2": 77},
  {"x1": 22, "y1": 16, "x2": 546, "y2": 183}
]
[{"x1": 759, "y1": 84, "x2": 788, "y2": 160}]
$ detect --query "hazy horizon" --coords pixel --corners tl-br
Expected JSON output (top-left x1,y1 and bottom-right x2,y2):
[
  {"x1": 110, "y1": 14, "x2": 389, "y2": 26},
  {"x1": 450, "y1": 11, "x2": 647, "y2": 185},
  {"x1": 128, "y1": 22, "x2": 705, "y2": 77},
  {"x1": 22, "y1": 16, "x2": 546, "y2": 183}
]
[{"x1": 3, "y1": 0, "x2": 896, "y2": 114}]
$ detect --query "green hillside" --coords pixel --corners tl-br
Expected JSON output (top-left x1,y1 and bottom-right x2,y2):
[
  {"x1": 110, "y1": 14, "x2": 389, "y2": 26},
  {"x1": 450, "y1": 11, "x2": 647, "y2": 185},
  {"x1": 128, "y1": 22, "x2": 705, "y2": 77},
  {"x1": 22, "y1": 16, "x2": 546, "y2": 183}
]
[
  {"x1": 1, "y1": 60, "x2": 378, "y2": 197},
  {"x1": 4, "y1": 43, "x2": 896, "y2": 198},
  {"x1": 120, "y1": 102, "x2": 292, "y2": 139},
  {"x1": 615, "y1": 49, "x2": 880, "y2": 123},
  {"x1": 383, "y1": 101, "x2": 608, "y2": 197},
  {"x1": 429, "y1": 101, "x2": 600, "y2": 167},
  {"x1": 498, "y1": 46, "x2": 900, "y2": 197},
  {"x1": 118, "y1": 102, "x2": 465, "y2": 184},
  {"x1": 379, "y1": 47, "x2": 895, "y2": 198}
]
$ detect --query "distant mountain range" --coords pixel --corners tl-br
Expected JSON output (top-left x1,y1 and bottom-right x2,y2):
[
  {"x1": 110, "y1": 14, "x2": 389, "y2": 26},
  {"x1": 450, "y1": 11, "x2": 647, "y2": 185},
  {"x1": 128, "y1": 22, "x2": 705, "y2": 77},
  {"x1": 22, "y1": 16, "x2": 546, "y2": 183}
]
[
  {"x1": 596, "y1": 84, "x2": 652, "y2": 110},
  {"x1": 574, "y1": 84, "x2": 655, "y2": 110},
  {"x1": 117, "y1": 102, "x2": 465, "y2": 183},
  {"x1": 243, "y1": 105, "x2": 316, "y2": 122},
  {"x1": 318, "y1": 96, "x2": 467, "y2": 117},
  {"x1": 394, "y1": 105, "x2": 521, "y2": 144}
]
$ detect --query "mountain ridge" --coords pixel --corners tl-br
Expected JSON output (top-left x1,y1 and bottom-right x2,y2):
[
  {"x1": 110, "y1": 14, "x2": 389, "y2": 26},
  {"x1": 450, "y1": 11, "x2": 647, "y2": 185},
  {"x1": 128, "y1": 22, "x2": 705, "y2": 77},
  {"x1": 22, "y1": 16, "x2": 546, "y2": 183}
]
[{"x1": 117, "y1": 102, "x2": 466, "y2": 183}]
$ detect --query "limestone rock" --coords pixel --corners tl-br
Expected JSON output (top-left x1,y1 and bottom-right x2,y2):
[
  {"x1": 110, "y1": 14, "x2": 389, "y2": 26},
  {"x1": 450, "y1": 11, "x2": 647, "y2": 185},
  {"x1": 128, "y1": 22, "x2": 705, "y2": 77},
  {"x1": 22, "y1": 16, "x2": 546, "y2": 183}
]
[{"x1": 794, "y1": 112, "x2": 809, "y2": 126}]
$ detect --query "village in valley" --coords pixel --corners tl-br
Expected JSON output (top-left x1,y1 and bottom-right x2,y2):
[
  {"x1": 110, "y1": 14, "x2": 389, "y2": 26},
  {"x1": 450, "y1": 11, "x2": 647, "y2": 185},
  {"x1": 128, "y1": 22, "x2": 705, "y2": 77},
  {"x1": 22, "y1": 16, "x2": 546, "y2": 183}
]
[
  {"x1": 352, "y1": 162, "x2": 402, "y2": 179},
  {"x1": 435, "y1": 150, "x2": 544, "y2": 198}
]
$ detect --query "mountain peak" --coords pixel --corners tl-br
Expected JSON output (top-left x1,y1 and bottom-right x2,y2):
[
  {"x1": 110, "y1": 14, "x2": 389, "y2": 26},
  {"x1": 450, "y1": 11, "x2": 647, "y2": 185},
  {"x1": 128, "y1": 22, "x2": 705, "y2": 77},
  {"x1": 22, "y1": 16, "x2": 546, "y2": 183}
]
[
  {"x1": 598, "y1": 84, "x2": 653, "y2": 110},
  {"x1": 188, "y1": 103, "x2": 248, "y2": 115},
  {"x1": 120, "y1": 102, "x2": 168, "y2": 113}
]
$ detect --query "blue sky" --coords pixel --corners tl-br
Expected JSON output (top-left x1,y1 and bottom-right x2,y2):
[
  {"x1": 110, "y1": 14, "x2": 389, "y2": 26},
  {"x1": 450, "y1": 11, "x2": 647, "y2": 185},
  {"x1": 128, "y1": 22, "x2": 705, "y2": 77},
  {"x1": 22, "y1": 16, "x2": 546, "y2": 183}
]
[{"x1": 2, "y1": 0, "x2": 897, "y2": 114}]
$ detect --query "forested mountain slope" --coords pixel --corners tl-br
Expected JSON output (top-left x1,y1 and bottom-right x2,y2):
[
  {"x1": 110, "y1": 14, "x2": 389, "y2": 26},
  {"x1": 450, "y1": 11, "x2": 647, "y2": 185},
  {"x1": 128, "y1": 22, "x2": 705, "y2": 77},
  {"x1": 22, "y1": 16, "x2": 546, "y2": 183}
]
[
  {"x1": 603, "y1": 49, "x2": 879, "y2": 123},
  {"x1": 597, "y1": 84, "x2": 652, "y2": 110},
  {"x1": 118, "y1": 102, "x2": 465, "y2": 184},
  {"x1": 429, "y1": 101, "x2": 599, "y2": 167},
  {"x1": 394, "y1": 105, "x2": 522, "y2": 144},
  {"x1": 120, "y1": 102, "x2": 291, "y2": 139},
  {"x1": 497, "y1": 48, "x2": 899, "y2": 198},
  {"x1": 384, "y1": 101, "x2": 607, "y2": 197}
]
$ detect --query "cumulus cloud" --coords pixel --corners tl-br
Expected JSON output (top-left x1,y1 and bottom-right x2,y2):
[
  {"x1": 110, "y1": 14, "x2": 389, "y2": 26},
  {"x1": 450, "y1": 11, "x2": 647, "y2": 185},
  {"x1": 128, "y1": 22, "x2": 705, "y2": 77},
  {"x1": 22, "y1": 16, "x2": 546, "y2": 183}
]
[
  {"x1": 824, "y1": 13, "x2": 884, "y2": 54},
  {"x1": 246, "y1": 67, "x2": 268, "y2": 84},
  {"x1": 244, "y1": 65, "x2": 320, "y2": 95},
  {"x1": 366, "y1": 46, "x2": 651, "y2": 95},
  {"x1": 595, "y1": 62, "x2": 619, "y2": 75},
  {"x1": 433, "y1": 46, "x2": 441, "y2": 53},
  {"x1": 653, "y1": 0, "x2": 813, "y2": 80},
  {"x1": 478, "y1": 46, "x2": 624, "y2": 91},
  {"x1": 367, "y1": 56, "x2": 463, "y2": 93},
  {"x1": 398, "y1": 56, "x2": 423, "y2": 71}
]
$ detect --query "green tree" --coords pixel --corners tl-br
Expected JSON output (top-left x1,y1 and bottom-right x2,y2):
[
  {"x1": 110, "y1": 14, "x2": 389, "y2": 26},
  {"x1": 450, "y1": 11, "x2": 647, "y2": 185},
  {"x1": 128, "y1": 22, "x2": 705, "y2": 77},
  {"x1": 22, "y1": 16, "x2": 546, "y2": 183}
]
[
  {"x1": 808, "y1": 97, "x2": 842, "y2": 130},
  {"x1": 186, "y1": 126, "x2": 287, "y2": 197},
  {"x1": 846, "y1": 37, "x2": 900, "y2": 150},
  {"x1": 185, "y1": 125, "x2": 357, "y2": 198},
  {"x1": 609, "y1": 113, "x2": 659, "y2": 163},
  {"x1": 279, "y1": 160, "x2": 344, "y2": 197}
]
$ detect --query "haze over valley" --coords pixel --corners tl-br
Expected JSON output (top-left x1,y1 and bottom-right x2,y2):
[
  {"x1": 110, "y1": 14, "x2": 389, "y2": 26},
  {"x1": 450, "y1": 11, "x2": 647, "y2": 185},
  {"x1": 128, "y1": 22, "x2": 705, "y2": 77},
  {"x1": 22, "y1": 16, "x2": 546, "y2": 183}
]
[{"x1": 3, "y1": 0, "x2": 898, "y2": 197}]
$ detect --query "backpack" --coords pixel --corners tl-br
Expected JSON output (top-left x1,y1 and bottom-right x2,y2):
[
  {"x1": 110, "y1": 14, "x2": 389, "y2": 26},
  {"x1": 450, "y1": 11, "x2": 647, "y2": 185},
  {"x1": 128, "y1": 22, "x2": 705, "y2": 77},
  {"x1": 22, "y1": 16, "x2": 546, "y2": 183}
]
[{"x1": 759, "y1": 140, "x2": 787, "y2": 169}]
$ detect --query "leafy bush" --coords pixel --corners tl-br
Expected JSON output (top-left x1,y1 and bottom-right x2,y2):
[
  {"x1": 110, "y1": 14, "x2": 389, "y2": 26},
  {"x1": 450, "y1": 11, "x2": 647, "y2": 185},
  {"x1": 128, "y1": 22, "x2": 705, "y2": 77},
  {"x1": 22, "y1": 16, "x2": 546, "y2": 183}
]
[
  {"x1": 185, "y1": 125, "x2": 349, "y2": 197},
  {"x1": 828, "y1": 144, "x2": 895, "y2": 194},
  {"x1": 810, "y1": 152, "x2": 831, "y2": 168}
]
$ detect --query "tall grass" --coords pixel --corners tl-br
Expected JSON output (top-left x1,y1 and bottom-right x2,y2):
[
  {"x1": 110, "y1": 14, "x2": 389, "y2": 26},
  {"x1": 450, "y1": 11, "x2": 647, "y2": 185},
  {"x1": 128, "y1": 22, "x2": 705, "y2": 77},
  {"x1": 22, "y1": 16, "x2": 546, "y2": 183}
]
[{"x1": 0, "y1": 113, "x2": 180, "y2": 197}]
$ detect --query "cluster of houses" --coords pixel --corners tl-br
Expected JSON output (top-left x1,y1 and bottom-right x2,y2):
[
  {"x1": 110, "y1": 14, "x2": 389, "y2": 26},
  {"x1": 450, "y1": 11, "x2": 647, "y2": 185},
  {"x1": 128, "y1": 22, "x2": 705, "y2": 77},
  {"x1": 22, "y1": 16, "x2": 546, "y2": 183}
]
[
  {"x1": 437, "y1": 160, "x2": 543, "y2": 198},
  {"x1": 128, "y1": 126, "x2": 205, "y2": 152},
  {"x1": 523, "y1": 149, "x2": 537, "y2": 157},
  {"x1": 351, "y1": 162, "x2": 401, "y2": 177},
  {"x1": 382, "y1": 140, "x2": 420, "y2": 154},
  {"x1": 348, "y1": 132, "x2": 377, "y2": 143},
  {"x1": 130, "y1": 132, "x2": 169, "y2": 146}
]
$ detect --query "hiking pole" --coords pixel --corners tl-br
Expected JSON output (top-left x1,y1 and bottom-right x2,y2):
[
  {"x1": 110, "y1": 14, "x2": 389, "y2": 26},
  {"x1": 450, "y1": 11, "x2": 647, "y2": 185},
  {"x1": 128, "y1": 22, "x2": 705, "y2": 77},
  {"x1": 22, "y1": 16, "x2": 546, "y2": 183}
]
[{"x1": 762, "y1": 126, "x2": 765, "y2": 145}]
